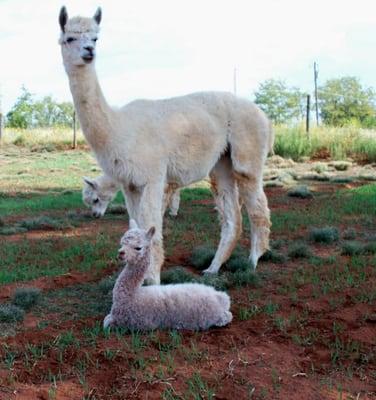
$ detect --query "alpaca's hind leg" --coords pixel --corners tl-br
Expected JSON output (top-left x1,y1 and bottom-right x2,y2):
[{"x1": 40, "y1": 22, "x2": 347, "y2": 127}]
[
  {"x1": 237, "y1": 175, "x2": 271, "y2": 269},
  {"x1": 203, "y1": 157, "x2": 242, "y2": 274}
]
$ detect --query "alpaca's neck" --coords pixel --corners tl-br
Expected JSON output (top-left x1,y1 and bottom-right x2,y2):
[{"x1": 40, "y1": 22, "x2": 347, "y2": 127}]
[
  {"x1": 66, "y1": 65, "x2": 115, "y2": 151},
  {"x1": 113, "y1": 249, "x2": 151, "y2": 300}
]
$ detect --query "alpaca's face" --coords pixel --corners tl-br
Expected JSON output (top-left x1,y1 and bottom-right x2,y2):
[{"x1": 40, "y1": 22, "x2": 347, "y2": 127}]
[
  {"x1": 82, "y1": 178, "x2": 116, "y2": 218},
  {"x1": 58, "y1": 7, "x2": 101, "y2": 68},
  {"x1": 118, "y1": 224, "x2": 156, "y2": 263}
]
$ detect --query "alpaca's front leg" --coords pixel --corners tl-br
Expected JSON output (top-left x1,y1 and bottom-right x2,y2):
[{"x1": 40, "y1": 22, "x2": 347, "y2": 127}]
[{"x1": 136, "y1": 182, "x2": 165, "y2": 285}]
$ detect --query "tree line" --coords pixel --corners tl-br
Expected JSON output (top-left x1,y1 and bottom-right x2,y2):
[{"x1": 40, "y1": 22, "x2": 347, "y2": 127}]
[{"x1": 5, "y1": 76, "x2": 376, "y2": 129}]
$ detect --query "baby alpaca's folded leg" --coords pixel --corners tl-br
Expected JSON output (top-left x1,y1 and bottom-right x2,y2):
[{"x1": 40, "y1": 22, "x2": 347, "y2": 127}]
[{"x1": 216, "y1": 311, "x2": 233, "y2": 327}]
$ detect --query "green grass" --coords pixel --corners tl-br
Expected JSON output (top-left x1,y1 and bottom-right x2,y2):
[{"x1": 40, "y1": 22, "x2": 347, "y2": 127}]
[
  {"x1": 0, "y1": 304, "x2": 25, "y2": 323},
  {"x1": 309, "y1": 226, "x2": 340, "y2": 244}
]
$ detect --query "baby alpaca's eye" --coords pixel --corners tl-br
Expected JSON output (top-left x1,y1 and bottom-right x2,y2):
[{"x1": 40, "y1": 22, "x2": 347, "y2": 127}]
[
  {"x1": 66, "y1": 37, "x2": 76, "y2": 43},
  {"x1": 134, "y1": 246, "x2": 142, "y2": 251},
  {"x1": 93, "y1": 199, "x2": 99, "y2": 204}
]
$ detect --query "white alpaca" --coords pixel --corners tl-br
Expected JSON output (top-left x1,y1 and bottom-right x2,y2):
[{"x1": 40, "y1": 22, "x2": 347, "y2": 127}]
[
  {"x1": 82, "y1": 175, "x2": 181, "y2": 218},
  {"x1": 103, "y1": 220, "x2": 232, "y2": 330},
  {"x1": 59, "y1": 7, "x2": 273, "y2": 284}
]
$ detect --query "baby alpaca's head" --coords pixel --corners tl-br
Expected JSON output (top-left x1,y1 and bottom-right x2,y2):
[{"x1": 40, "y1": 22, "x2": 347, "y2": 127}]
[
  {"x1": 118, "y1": 219, "x2": 156, "y2": 264},
  {"x1": 82, "y1": 176, "x2": 118, "y2": 218}
]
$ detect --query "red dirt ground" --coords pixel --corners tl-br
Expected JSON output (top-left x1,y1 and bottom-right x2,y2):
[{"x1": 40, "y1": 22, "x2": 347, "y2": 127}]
[{"x1": 0, "y1": 185, "x2": 375, "y2": 400}]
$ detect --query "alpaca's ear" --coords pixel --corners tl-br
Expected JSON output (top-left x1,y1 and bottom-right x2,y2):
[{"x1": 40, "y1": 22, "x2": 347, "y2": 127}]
[
  {"x1": 146, "y1": 226, "x2": 156, "y2": 240},
  {"x1": 93, "y1": 7, "x2": 102, "y2": 25},
  {"x1": 83, "y1": 177, "x2": 97, "y2": 190},
  {"x1": 59, "y1": 6, "x2": 68, "y2": 33},
  {"x1": 129, "y1": 219, "x2": 138, "y2": 230}
]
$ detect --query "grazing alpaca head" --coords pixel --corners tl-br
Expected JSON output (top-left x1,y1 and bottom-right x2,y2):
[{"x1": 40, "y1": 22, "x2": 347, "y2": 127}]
[
  {"x1": 58, "y1": 6, "x2": 102, "y2": 70},
  {"x1": 82, "y1": 176, "x2": 118, "y2": 218},
  {"x1": 118, "y1": 220, "x2": 156, "y2": 264}
]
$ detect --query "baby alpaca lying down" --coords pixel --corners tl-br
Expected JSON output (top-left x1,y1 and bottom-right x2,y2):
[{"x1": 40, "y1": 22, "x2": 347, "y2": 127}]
[{"x1": 104, "y1": 220, "x2": 232, "y2": 330}]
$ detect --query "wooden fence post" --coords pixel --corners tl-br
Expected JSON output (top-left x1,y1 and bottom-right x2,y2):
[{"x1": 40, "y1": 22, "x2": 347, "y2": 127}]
[{"x1": 72, "y1": 110, "x2": 77, "y2": 149}]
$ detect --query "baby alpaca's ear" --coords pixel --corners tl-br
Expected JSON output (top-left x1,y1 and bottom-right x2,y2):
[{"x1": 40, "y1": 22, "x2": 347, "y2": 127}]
[
  {"x1": 146, "y1": 226, "x2": 156, "y2": 241},
  {"x1": 83, "y1": 177, "x2": 97, "y2": 189},
  {"x1": 129, "y1": 219, "x2": 138, "y2": 230}
]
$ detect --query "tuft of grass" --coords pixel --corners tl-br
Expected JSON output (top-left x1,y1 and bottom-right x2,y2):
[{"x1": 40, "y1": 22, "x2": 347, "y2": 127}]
[
  {"x1": 330, "y1": 176, "x2": 354, "y2": 184},
  {"x1": 0, "y1": 226, "x2": 28, "y2": 235},
  {"x1": 198, "y1": 273, "x2": 229, "y2": 291},
  {"x1": 161, "y1": 266, "x2": 197, "y2": 284},
  {"x1": 288, "y1": 242, "x2": 312, "y2": 259},
  {"x1": 97, "y1": 275, "x2": 117, "y2": 294},
  {"x1": 19, "y1": 215, "x2": 71, "y2": 231},
  {"x1": 309, "y1": 226, "x2": 339, "y2": 244},
  {"x1": 0, "y1": 217, "x2": 4, "y2": 227},
  {"x1": 363, "y1": 241, "x2": 376, "y2": 255},
  {"x1": 341, "y1": 241, "x2": 364, "y2": 256},
  {"x1": 287, "y1": 185, "x2": 313, "y2": 199},
  {"x1": 12, "y1": 287, "x2": 41, "y2": 310},
  {"x1": 226, "y1": 256, "x2": 251, "y2": 272},
  {"x1": 190, "y1": 246, "x2": 216, "y2": 270},
  {"x1": 342, "y1": 228, "x2": 357, "y2": 240},
  {"x1": 0, "y1": 304, "x2": 25, "y2": 323},
  {"x1": 260, "y1": 249, "x2": 287, "y2": 264},
  {"x1": 228, "y1": 269, "x2": 259, "y2": 288}
]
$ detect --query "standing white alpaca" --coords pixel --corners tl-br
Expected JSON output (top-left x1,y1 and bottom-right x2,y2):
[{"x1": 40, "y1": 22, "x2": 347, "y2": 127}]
[
  {"x1": 104, "y1": 220, "x2": 232, "y2": 330},
  {"x1": 59, "y1": 7, "x2": 273, "y2": 284},
  {"x1": 82, "y1": 175, "x2": 181, "y2": 218}
]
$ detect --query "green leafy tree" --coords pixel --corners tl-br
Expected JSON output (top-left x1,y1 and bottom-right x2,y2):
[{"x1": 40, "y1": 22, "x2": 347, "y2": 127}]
[
  {"x1": 318, "y1": 77, "x2": 376, "y2": 127},
  {"x1": 254, "y1": 79, "x2": 305, "y2": 124},
  {"x1": 6, "y1": 86, "x2": 34, "y2": 128},
  {"x1": 6, "y1": 87, "x2": 74, "y2": 128}
]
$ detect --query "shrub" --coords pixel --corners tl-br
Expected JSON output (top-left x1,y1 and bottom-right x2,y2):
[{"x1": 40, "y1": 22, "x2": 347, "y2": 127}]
[
  {"x1": 288, "y1": 242, "x2": 312, "y2": 259},
  {"x1": 309, "y1": 227, "x2": 339, "y2": 244},
  {"x1": 341, "y1": 241, "x2": 364, "y2": 256},
  {"x1": 98, "y1": 275, "x2": 117, "y2": 294},
  {"x1": 330, "y1": 176, "x2": 354, "y2": 184},
  {"x1": 342, "y1": 228, "x2": 356, "y2": 240},
  {"x1": 363, "y1": 242, "x2": 376, "y2": 255},
  {"x1": 198, "y1": 274, "x2": 229, "y2": 291},
  {"x1": 226, "y1": 256, "x2": 251, "y2": 272},
  {"x1": 0, "y1": 304, "x2": 25, "y2": 323},
  {"x1": 0, "y1": 227, "x2": 28, "y2": 235},
  {"x1": 190, "y1": 246, "x2": 216, "y2": 270},
  {"x1": 287, "y1": 185, "x2": 313, "y2": 199},
  {"x1": 0, "y1": 218, "x2": 4, "y2": 227},
  {"x1": 19, "y1": 216, "x2": 70, "y2": 231},
  {"x1": 260, "y1": 249, "x2": 287, "y2": 264},
  {"x1": 228, "y1": 269, "x2": 259, "y2": 288},
  {"x1": 161, "y1": 266, "x2": 197, "y2": 284},
  {"x1": 12, "y1": 287, "x2": 41, "y2": 310}
]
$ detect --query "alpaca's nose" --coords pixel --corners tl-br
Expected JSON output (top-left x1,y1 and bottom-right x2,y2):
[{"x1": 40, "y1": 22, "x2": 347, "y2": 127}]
[
  {"x1": 84, "y1": 46, "x2": 94, "y2": 54},
  {"x1": 118, "y1": 250, "x2": 125, "y2": 260}
]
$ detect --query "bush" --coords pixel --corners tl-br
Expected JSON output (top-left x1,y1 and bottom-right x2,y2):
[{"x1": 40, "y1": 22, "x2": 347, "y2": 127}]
[
  {"x1": 228, "y1": 269, "x2": 259, "y2": 288},
  {"x1": 161, "y1": 266, "x2": 197, "y2": 284},
  {"x1": 226, "y1": 256, "x2": 251, "y2": 272},
  {"x1": 12, "y1": 287, "x2": 41, "y2": 310},
  {"x1": 363, "y1": 242, "x2": 376, "y2": 255},
  {"x1": 19, "y1": 216, "x2": 70, "y2": 231},
  {"x1": 0, "y1": 226, "x2": 28, "y2": 235},
  {"x1": 342, "y1": 228, "x2": 357, "y2": 240},
  {"x1": 190, "y1": 246, "x2": 216, "y2": 270},
  {"x1": 260, "y1": 249, "x2": 287, "y2": 264},
  {"x1": 0, "y1": 304, "x2": 25, "y2": 323},
  {"x1": 309, "y1": 227, "x2": 339, "y2": 244},
  {"x1": 288, "y1": 242, "x2": 312, "y2": 259},
  {"x1": 198, "y1": 274, "x2": 229, "y2": 291},
  {"x1": 287, "y1": 185, "x2": 313, "y2": 199},
  {"x1": 341, "y1": 241, "x2": 364, "y2": 256},
  {"x1": 97, "y1": 275, "x2": 116, "y2": 294}
]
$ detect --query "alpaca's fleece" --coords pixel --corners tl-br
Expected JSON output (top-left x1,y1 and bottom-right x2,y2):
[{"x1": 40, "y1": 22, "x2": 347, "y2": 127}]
[
  {"x1": 104, "y1": 221, "x2": 232, "y2": 330},
  {"x1": 82, "y1": 175, "x2": 181, "y2": 218},
  {"x1": 59, "y1": 7, "x2": 273, "y2": 283}
]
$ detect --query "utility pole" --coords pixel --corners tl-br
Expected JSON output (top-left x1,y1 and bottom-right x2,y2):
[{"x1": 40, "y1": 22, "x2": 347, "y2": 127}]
[
  {"x1": 233, "y1": 67, "x2": 237, "y2": 96},
  {"x1": 314, "y1": 62, "x2": 319, "y2": 126},
  {"x1": 306, "y1": 94, "x2": 311, "y2": 136}
]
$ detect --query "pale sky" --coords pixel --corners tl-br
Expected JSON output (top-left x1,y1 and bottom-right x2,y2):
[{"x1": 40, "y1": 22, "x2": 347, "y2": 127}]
[{"x1": 1, "y1": 0, "x2": 376, "y2": 114}]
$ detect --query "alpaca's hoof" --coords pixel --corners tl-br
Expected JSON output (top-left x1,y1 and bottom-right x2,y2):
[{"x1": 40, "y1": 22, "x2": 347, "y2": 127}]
[{"x1": 202, "y1": 267, "x2": 218, "y2": 275}]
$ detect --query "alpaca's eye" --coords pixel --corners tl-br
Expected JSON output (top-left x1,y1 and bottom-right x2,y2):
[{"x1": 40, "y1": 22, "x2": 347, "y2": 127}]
[
  {"x1": 92, "y1": 38, "x2": 98, "y2": 42},
  {"x1": 134, "y1": 247, "x2": 142, "y2": 251},
  {"x1": 93, "y1": 198, "x2": 99, "y2": 204},
  {"x1": 66, "y1": 37, "x2": 76, "y2": 43}
]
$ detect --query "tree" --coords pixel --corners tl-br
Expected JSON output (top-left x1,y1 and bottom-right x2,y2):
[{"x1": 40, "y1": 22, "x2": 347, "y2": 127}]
[
  {"x1": 6, "y1": 86, "x2": 34, "y2": 128},
  {"x1": 254, "y1": 79, "x2": 305, "y2": 124},
  {"x1": 318, "y1": 77, "x2": 376, "y2": 127},
  {"x1": 6, "y1": 87, "x2": 74, "y2": 128}
]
